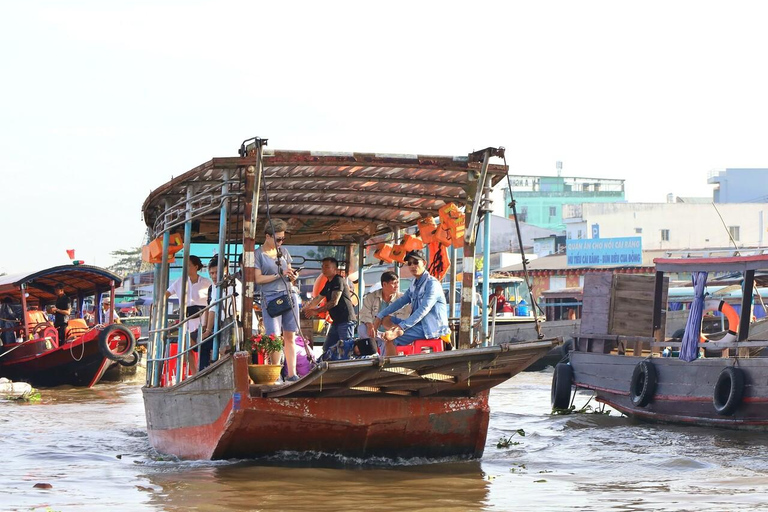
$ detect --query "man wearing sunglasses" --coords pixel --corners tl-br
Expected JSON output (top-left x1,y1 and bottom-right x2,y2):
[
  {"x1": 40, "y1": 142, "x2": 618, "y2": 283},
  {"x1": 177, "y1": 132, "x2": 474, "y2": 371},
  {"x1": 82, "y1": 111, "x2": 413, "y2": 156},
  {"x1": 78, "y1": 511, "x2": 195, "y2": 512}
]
[{"x1": 373, "y1": 250, "x2": 449, "y2": 356}]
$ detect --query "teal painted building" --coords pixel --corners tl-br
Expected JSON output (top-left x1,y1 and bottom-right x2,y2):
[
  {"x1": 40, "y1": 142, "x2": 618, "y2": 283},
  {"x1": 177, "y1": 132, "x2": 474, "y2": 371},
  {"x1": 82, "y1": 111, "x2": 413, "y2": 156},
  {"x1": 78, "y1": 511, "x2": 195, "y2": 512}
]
[{"x1": 503, "y1": 175, "x2": 625, "y2": 231}]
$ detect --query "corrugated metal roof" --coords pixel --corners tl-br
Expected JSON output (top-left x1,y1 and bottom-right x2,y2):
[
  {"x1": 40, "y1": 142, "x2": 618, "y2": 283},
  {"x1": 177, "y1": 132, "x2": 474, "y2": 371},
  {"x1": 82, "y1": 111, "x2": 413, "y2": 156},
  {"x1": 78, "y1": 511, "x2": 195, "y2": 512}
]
[
  {"x1": 0, "y1": 265, "x2": 122, "y2": 303},
  {"x1": 142, "y1": 149, "x2": 508, "y2": 244}
]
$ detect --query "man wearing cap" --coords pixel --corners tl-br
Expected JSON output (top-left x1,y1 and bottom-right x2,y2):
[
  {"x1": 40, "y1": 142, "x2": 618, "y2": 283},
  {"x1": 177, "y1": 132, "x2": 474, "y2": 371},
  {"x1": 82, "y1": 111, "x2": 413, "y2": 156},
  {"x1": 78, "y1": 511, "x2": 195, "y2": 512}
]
[
  {"x1": 101, "y1": 297, "x2": 120, "y2": 324},
  {"x1": 51, "y1": 284, "x2": 71, "y2": 343},
  {"x1": 373, "y1": 250, "x2": 449, "y2": 356}
]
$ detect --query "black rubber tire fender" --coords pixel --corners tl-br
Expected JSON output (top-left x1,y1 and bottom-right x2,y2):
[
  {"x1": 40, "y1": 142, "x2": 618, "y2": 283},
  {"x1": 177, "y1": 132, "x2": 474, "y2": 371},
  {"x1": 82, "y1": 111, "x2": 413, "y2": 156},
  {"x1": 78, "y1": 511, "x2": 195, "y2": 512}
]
[
  {"x1": 630, "y1": 360, "x2": 657, "y2": 407},
  {"x1": 551, "y1": 362, "x2": 573, "y2": 410},
  {"x1": 713, "y1": 367, "x2": 745, "y2": 416},
  {"x1": 98, "y1": 324, "x2": 137, "y2": 362},
  {"x1": 117, "y1": 351, "x2": 140, "y2": 367}
]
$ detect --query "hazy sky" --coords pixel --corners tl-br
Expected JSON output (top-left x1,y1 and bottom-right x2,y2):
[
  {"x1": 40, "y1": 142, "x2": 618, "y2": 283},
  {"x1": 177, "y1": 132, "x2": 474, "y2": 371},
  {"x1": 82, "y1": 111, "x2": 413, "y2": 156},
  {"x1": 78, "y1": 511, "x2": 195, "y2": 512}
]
[{"x1": 2, "y1": 1, "x2": 767, "y2": 274}]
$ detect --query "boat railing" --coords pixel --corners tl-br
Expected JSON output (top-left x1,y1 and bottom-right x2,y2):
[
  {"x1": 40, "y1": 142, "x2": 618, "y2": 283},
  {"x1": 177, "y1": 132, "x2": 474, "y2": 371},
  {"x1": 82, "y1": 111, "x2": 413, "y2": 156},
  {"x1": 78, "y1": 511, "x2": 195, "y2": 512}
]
[
  {"x1": 146, "y1": 287, "x2": 238, "y2": 386},
  {"x1": 153, "y1": 182, "x2": 240, "y2": 236}
]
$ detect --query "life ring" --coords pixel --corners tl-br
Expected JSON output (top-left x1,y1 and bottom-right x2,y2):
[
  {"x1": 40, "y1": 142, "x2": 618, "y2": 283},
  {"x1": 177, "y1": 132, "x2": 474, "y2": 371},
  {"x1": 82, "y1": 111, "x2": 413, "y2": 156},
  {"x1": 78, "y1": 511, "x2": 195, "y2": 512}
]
[
  {"x1": 700, "y1": 299, "x2": 739, "y2": 343},
  {"x1": 551, "y1": 363, "x2": 573, "y2": 410},
  {"x1": 98, "y1": 324, "x2": 137, "y2": 362},
  {"x1": 713, "y1": 367, "x2": 744, "y2": 416},
  {"x1": 629, "y1": 360, "x2": 657, "y2": 407}
]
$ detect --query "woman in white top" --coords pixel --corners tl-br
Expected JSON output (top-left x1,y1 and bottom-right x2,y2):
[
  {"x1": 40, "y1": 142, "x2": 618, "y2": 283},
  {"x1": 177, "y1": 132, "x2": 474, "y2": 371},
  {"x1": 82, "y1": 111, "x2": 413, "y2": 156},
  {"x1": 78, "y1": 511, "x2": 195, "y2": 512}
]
[{"x1": 165, "y1": 255, "x2": 212, "y2": 354}]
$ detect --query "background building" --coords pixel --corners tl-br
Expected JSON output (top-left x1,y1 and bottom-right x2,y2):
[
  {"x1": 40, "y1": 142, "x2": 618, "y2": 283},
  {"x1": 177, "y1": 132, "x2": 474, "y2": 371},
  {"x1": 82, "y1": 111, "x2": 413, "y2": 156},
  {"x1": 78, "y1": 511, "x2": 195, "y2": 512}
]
[
  {"x1": 498, "y1": 172, "x2": 625, "y2": 231},
  {"x1": 708, "y1": 168, "x2": 768, "y2": 203},
  {"x1": 562, "y1": 202, "x2": 768, "y2": 250}
]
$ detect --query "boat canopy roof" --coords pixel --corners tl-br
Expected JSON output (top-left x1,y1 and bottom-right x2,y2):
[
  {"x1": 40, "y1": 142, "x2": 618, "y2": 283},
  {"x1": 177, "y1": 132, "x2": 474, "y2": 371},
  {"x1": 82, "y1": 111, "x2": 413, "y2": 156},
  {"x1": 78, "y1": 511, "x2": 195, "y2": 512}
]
[
  {"x1": 0, "y1": 265, "x2": 122, "y2": 303},
  {"x1": 654, "y1": 254, "x2": 768, "y2": 274},
  {"x1": 141, "y1": 149, "x2": 508, "y2": 245}
]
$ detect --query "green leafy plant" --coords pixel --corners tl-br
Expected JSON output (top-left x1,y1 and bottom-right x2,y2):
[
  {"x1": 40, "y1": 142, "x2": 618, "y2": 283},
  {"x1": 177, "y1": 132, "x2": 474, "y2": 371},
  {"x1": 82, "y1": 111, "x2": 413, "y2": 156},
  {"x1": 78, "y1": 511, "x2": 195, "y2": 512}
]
[{"x1": 496, "y1": 428, "x2": 526, "y2": 448}]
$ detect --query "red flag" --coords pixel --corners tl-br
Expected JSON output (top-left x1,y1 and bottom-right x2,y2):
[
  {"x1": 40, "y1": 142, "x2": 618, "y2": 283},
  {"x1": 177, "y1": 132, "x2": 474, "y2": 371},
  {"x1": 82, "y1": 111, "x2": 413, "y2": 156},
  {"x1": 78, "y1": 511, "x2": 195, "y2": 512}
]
[{"x1": 66, "y1": 249, "x2": 75, "y2": 260}]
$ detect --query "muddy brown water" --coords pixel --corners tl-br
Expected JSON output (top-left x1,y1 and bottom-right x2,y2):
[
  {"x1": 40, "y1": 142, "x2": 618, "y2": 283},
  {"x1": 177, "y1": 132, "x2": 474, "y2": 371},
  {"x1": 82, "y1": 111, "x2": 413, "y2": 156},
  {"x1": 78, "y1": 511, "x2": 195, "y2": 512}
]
[{"x1": 2, "y1": 370, "x2": 767, "y2": 511}]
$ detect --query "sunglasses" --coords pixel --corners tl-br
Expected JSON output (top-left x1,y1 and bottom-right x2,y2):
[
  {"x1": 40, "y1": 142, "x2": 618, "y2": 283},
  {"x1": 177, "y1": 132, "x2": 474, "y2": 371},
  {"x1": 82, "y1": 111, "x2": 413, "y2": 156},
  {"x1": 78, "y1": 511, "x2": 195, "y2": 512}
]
[
  {"x1": 270, "y1": 235, "x2": 286, "y2": 242},
  {"x1": 405, "y1": 260, "x2": 421, "y2": 266}
]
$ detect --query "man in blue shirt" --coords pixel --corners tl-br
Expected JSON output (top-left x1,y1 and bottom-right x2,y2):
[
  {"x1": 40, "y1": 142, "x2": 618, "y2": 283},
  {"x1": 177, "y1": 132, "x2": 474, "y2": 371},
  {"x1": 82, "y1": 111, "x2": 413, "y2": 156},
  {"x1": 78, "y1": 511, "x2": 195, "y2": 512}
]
[{"x1": 373, "y1": 250, "x2": 449, "y2": 356}]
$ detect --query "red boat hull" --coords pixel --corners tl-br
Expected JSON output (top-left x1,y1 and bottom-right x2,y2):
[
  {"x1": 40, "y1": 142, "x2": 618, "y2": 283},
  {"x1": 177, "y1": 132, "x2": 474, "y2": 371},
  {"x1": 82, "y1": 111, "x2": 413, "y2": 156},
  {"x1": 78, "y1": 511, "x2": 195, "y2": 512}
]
[
  {"x1": 144, "y1": 352, "x2": 491, "y2": 460},
  {"x1": 0, "y1": 334, "x2": 111, "y2": 387}
]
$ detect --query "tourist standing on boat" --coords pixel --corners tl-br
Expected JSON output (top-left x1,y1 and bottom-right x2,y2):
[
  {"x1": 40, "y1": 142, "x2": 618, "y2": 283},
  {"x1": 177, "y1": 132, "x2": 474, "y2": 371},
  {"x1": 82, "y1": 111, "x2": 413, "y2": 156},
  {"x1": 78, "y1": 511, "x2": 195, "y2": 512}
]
[
  {"x1": 165, "y1": 255, "x2": 212, "y2": 365},
  {"x1": 254, "y1": 219, "x2": 300, "y2": 382},
  {"x1": 202, "y1": 254, "x2": 241, "y2": 367},
  {"x1": 358, "y1": 271, "x2": 411, "y2": 350},
  {"x1": 374, "y1": 250, "x2": 449, "y2": 357},
  {"x1": 52, "y1": 284, "x2": 71, "y2": 344},
  {"x1": 305, "y1": 257, "x2": 357, "y2": 354}
]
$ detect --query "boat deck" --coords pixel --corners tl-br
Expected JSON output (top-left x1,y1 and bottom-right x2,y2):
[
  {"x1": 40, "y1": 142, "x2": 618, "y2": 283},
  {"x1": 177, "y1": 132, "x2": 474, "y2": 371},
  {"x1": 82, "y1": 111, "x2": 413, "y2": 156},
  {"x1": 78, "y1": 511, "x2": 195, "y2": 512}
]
[{"x1": 249, "y1": 340, "x2": 558, "y2": 398}]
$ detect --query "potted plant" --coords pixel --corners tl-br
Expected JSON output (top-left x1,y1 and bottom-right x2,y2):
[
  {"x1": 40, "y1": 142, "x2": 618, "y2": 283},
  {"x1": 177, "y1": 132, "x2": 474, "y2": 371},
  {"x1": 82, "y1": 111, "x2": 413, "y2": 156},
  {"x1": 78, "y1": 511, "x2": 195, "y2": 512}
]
[{"x1": 248, "y1": 333, "x2": 284, "y2": 384}]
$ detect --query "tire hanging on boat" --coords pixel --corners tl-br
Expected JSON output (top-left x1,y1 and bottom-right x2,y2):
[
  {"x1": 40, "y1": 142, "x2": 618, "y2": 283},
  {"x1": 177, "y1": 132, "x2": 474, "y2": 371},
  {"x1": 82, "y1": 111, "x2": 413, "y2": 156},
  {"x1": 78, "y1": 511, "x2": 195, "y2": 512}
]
[
  {"x1": 98, "y1": 324, "x2": 137, "y2": 362},
  {"x1": 117, "y1": 351, "x2": 140, "y2": 367},
  {"x1": 551, "y1": 362, "x2": 573, "y2": 410},
  {"x1": 629, "y1": 360, "x2": 657, "y2": 407},
  {"x1": 713, "y1": 366, "x2": 745, "y2": 416}
]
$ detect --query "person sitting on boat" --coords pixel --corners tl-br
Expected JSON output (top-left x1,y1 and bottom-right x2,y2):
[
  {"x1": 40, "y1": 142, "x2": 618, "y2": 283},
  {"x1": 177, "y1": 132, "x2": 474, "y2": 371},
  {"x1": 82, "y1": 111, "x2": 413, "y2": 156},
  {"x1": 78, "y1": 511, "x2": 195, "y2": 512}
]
[
  {"x1": 254, "y1": 219, "x2": 300, "y2": 382},
  {"x1": 358, "y1": 271, "x2": 411, "y2": 352},
  {"x1": 201, "y1": 254, "x2": 241, "y2": 367},
  {"x1": 100, "y1": 297, "x2": 121, "y2": 324},
  {"x1": 304, "y1": 257, "x2": 357, "y2": 357},
  {"x1": 165, "y1": 255, "x2": 212, "y2": 358},
  {"x1": 489, "y1": 286, "x2": 506, "y2": 315},
  {"x1": 373, "y1": 250, "x2": 450, "y2": 357},
  {"x1": 51, "y1": 284, "x2": 71, "y2": 344}
]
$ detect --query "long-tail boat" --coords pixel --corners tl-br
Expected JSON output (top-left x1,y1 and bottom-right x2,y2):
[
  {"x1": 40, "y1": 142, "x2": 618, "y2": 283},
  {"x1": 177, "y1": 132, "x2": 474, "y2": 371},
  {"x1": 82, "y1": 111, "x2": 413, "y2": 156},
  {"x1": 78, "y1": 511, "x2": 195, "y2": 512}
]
[{"x1": 140, "y1": 139, "x2": 558, "y2": 460}]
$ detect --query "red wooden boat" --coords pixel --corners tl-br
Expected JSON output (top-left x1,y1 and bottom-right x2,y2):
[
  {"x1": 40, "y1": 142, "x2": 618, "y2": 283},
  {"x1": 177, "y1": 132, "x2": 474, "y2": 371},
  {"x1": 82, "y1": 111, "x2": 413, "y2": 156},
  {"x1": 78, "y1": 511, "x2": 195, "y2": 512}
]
[
  {"x1": 553, "y1": 254, "x2": 768, "y2": 429},
  {"x1": 0, "y1": 265, "x2": 140, "y2": 387},
  {"x1": 140, "y1": 141, "x2": 558, "y2": 460}
]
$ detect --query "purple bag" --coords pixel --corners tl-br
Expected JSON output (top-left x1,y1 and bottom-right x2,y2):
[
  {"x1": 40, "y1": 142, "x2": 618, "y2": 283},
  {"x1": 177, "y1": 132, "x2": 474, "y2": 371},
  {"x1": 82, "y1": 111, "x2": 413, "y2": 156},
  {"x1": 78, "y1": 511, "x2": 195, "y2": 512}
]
[{"x1": 295, "y1": 336, "x2": 313, "y2": 377}]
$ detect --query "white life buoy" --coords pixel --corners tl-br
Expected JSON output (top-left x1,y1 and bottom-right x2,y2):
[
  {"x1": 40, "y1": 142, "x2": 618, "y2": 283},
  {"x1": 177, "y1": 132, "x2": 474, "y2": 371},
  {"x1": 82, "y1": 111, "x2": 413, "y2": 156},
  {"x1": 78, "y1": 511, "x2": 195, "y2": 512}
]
[{"x1": 701, "y1": 299, "x2": 739, "y2": 343}]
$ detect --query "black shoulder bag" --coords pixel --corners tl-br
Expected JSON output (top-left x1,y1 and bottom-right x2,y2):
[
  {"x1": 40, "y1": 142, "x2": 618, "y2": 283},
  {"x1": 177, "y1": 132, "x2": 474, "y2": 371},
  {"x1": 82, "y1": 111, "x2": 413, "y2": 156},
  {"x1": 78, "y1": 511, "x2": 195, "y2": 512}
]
[{"x1": 265, "y1": 249, "x2": 293, "y2": 317}]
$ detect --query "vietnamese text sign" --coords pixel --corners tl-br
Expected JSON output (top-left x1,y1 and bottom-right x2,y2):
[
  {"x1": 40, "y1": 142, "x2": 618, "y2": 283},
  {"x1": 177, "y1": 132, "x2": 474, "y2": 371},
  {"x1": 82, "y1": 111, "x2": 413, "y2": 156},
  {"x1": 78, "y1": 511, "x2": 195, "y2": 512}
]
[{"x1": 566, "y1": 237, "x2": 643, "y2": 266}]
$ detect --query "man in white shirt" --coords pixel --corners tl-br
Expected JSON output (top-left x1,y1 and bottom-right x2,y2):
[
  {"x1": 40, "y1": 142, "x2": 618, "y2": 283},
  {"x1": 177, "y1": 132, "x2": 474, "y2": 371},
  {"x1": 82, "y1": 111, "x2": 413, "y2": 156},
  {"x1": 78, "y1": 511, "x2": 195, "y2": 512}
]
[
  {"x1": 100, "y1": 297, "x2": 120, "y2": 324},
  {"x1": 358, "y1": 271, "x2": 411, "y2": 350},
  {"x1": 202, "y1": 255, "x2": 241, "y2": 364}
]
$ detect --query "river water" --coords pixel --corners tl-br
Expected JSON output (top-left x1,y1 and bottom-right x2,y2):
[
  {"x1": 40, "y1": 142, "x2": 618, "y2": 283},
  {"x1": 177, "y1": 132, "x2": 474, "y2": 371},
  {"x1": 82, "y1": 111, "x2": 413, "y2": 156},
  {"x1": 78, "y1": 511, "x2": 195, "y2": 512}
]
[{"x1": 3, "y1": 368, "x2": 768, "y2": 512}]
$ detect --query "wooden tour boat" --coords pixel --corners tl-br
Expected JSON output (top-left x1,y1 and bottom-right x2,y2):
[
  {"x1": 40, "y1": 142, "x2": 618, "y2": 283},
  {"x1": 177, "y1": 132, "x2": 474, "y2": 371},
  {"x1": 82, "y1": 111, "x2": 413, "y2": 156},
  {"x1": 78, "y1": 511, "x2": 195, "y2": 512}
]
[
  {"x1": 553, "y1": 254, "x2": 768, "y2": 429},
  {"x1": 0, "y1": 265, "x2": 140, "y2": 387},
  {"x1": 141, "y1": 139, "x2": 559, "y2": 460}
]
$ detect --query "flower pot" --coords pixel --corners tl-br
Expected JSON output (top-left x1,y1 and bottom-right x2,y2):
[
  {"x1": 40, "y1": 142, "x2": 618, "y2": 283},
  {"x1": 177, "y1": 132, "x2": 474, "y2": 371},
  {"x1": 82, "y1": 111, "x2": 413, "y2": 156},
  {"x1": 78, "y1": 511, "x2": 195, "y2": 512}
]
[{"x1": 248, "y1": 364, "x2": 283, "y2": 385}]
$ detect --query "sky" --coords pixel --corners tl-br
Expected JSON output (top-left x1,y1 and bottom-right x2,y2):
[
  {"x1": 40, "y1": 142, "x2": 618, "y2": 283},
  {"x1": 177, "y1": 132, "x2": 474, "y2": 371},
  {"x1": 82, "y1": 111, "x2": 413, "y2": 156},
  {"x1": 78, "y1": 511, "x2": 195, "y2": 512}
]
[{"x1": 2, "y1": 0, "x2": 768, "y2": 274}]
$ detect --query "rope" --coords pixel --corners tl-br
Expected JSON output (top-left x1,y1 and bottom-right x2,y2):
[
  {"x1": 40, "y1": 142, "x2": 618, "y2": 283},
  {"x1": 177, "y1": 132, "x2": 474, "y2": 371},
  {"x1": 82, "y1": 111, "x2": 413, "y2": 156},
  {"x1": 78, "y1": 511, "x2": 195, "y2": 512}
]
[
  {"x1": 257, "y1": 163, "x2": 316, "y2": 369},
  {"x1": 503, "y1": 155, "x2": 544, "y2": 340}
]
